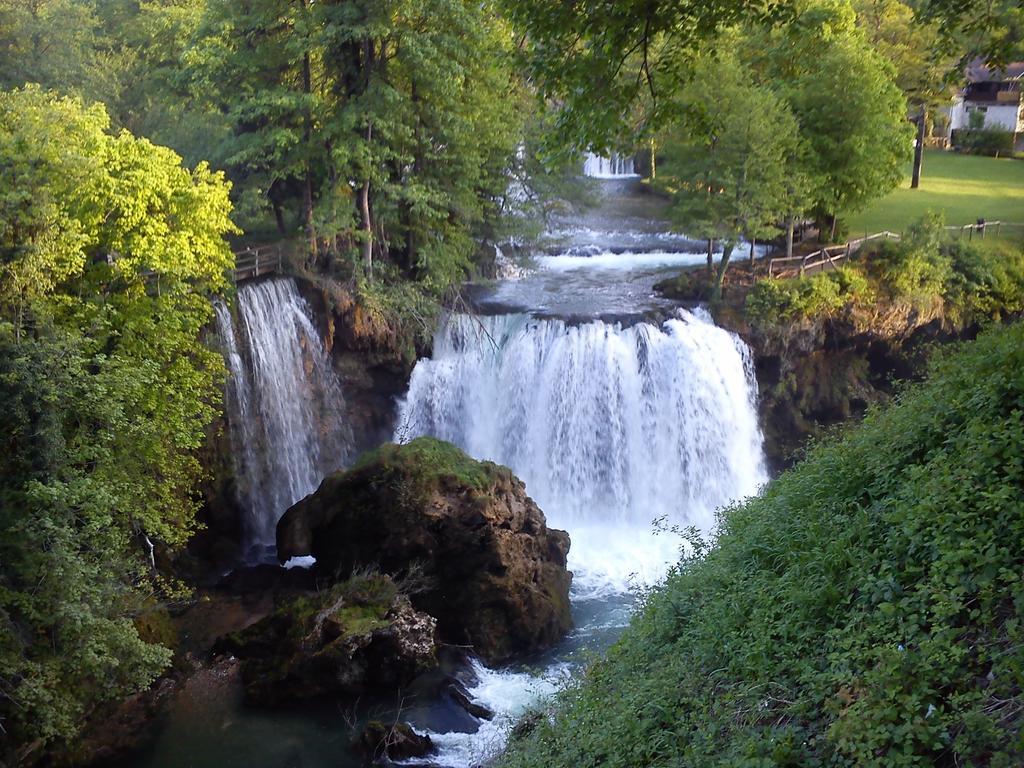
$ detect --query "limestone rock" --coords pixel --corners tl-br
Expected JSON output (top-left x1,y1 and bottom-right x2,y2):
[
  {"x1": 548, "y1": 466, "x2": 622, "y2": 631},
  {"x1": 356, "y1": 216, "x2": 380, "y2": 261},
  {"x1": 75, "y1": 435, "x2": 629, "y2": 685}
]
[
  {"x1": 277, "y1": 437, "x2": 573, "y2": 664},
  {"x1": 216, "y1": 574, "x2": 437, "y2": 705},
  {"x1": 355, "y1": 721, "x2": 433, "y2": 761}
]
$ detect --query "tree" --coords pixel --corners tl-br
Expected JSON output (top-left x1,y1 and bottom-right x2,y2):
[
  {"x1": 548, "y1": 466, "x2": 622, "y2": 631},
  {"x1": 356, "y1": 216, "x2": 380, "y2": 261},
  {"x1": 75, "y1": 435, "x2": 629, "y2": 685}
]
[
  {"x1": 188, "y1": 0, "x2": 520, "y2": 288},
  {"x1": 744, "y1": 0, "x2": 913, "y2": 239},
  {"x1": 660, "y1": 55, "x2": 807, "y2": 295},
  {"x1": 0, "y1": 86, "x2": 236, "y2": 761},
  {"x1": 504, "y1": 0, "x2": 794, "y2": 150}
]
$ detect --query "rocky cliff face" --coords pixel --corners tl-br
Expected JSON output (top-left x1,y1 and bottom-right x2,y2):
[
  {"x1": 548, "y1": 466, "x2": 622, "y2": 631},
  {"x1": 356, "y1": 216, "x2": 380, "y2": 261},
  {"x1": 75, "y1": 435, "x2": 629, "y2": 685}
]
[
  {"x1": 295, "y1": 277, "x2": 429, "y2": 456},
  {"x1": 716, "y1": 298, "x2": 967, "y2": 470},
  {"x1": 277, "y1": 437, "x2": 574, "y2": 664}
]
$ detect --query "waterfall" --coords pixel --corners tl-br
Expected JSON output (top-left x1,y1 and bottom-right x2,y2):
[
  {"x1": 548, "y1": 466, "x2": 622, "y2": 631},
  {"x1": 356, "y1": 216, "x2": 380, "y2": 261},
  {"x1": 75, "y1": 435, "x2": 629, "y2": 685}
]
[
  {"x1": 582, "y1": 152, "x2": 637, "y2": 178},
  {"x1": 397, "y1": 310, "x2": 765, "y2": 591},
  {"x1": 215, "y1": 278, "x2": 352, "y2": 553}
]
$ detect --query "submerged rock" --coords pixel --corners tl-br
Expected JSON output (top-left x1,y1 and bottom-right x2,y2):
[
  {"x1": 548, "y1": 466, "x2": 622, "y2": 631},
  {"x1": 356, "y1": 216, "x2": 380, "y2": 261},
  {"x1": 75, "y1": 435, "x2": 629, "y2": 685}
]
[
  {"x1": 447, "y1": 680, "x2": 494, "y2": 720},
  {"x1": 277, "y1": 437, "x2": 573, "y2": 664},
  {"x1": 355, "y1": 720, "x2": 433, "y2": 761},
  {"x1": 216, "y1": 573, "x2": 437, "y2": 705}
]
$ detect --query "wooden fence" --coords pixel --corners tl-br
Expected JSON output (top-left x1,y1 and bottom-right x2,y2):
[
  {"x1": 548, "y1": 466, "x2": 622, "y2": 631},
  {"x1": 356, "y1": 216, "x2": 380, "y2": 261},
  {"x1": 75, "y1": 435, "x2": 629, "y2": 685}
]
[
  {"x1": 767, "y1": 231, "x2": 901, "y2": 278},
  {"x1": 767, "y1": 221, "x2": 1024, "y2": 279},
  {"x1": 232, "y1": 244, "x2": 284, "y2": 282},
  {"x1": 944, "y1": 221, "x2": 1024, "y2": 241}
]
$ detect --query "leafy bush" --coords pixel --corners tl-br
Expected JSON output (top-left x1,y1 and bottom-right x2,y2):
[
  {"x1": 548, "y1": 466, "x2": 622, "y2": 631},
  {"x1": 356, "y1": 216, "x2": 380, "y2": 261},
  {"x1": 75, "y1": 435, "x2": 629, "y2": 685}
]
[
  {"x1": 944, "y1": 240, "x2": 1024, "y2": 322},
  {"x1": 745, "y1": 267, "x2": 867, "y2": 324},
  {"x1": 870, "y1": 213, "x2": 952, "y2": 304},
  {"x1": 0, "y1": 88, "x2": 233, "y2": 760},
  {"x1": 501, "y1": 322, "x2": 1024, "y2": 768},
  {"x1": 951, "y1": 128, "x2": 1015, "y2": 156}
]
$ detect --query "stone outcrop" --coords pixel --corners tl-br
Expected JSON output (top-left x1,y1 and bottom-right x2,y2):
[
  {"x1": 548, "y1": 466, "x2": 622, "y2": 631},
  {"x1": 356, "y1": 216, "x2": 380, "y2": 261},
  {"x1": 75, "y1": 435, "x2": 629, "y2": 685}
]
[
  {"x1": 355, "y1": 721, "x2": 433, "y2": 761},
  {"x1": 277, "y1": 437, "x2": 573, "y2": 664},
  {"x1": 722, "y1": 299, "x2": 959, "y2": 469},
  {"x1": 216, "y1": 574, "x2": 437, "y2": 705}
]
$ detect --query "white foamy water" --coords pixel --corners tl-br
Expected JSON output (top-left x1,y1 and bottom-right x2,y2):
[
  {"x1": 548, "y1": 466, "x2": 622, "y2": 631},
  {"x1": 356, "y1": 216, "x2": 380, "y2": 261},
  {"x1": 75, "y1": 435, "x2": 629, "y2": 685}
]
[
  {"x1": 399, "y1": 310, "x2": 765, "y2": 549},
  {"x1": 582, "y1": 152, "x2": 638, "y2": 178},
  {"x1": 403, "y1": 660, "x2": 569, "y2": 767},
  {"x1": 538, "y1": 249, "x2": 709, "y2": 272},
  {"x1": 215, "y1": 278, "x2": 352, "y2": 550},
  {"x1": 395, "y1": 308, "x2": 766, "y2": 765}
]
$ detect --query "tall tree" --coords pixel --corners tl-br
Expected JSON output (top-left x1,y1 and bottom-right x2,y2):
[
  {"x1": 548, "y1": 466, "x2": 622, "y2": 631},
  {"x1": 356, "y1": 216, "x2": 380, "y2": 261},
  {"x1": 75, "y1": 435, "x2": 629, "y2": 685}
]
[
  {"x1": 661, "y1": 55, "x2": 807, "y2": 295},
  {"x1": 189, "y1": 0, "x2": 519, "y2": 288},
  {"x1": 745, "y1": 0, "x2": 912, "y2": 238},
  {"x1": 0, "y1": 86, "x2": 236, "y2": 761}
]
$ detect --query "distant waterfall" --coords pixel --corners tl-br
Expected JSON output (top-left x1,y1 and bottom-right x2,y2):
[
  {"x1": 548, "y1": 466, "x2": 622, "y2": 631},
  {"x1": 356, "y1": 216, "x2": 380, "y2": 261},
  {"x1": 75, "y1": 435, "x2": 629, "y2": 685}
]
[
  {"x1": 583, "y1": 152, "x2": 637, "y2": 178},
  {"x1": 214, "y1": 278, "x2": 352, "y2": 552},
  {"x1": 397, "y1": 311, "x2": 765, "y2": 589}
]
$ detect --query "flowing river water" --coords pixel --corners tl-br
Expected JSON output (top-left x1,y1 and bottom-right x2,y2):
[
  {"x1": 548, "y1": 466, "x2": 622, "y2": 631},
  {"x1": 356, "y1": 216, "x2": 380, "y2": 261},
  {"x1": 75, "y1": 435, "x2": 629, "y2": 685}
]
[{"x1": 122, "y1": 177, "x2": 767, "y2": 768}]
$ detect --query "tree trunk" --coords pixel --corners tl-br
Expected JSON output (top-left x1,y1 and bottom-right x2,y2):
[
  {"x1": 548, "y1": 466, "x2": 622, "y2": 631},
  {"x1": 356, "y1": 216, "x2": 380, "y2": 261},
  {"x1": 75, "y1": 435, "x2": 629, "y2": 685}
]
[
  {"x1": 748, "y1": 237, "x2": 756, "y2": 266},
  {"x1": 713, "y1": 241, "x2": 735, "y2": 300},
  {"x1": 785, "y1": 217, "x2": 795, "y2": 260},
  {"x1": 360, "y1": 177, "x2": 373, "y2": 276},
  {"x1": 272, "y1": 202, "x2": 286, "y2": 237},
  {"x1": 706, "y1": 238, "x2": 714, "y2": 278},
  {"x1": 302, "y1": 50, "x2": 316, "y2": 260},
  {"x1": 911, "y1": 107, "x2": 926, "y2": 189}
]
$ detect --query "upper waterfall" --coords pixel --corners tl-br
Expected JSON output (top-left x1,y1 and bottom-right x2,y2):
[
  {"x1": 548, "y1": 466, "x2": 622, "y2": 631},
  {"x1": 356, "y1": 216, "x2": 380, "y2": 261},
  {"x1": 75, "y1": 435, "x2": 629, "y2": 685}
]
[
  {"x1": 582, "y1": 152, "x2": 638, "y2": 178},
  {"x1": 397, "y1": 310, "x2": 766, "y2": 589},
  {"x1": 215, "y1": 277, "x2": 352, "y2": 552}
]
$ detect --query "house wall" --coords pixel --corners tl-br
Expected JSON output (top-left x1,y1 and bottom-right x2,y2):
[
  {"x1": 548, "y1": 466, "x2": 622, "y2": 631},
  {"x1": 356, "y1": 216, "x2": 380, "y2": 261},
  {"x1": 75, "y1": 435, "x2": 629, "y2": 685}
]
[{"x1": 949, "y1": 97, "x2": 1023, "y2": 133}]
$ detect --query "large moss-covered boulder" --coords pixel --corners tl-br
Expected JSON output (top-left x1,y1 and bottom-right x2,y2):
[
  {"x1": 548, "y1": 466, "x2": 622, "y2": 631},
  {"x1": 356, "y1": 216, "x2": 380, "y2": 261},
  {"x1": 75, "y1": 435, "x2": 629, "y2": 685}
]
[
  {"x1": 277, "y1": 437, "x2": 572, "y2": 664},
  {"x1": 216, "y1": 573, "x2": 437, "y2": 705}
]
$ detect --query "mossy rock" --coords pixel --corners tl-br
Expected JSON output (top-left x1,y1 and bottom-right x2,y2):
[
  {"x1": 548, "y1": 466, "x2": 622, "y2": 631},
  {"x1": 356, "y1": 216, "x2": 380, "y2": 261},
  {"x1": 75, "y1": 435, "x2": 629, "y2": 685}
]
[
  {"x1": 216, "y1": 573, "x2": 437, "y2": 705},
  {"x1": 353, "y1": 436, "x2": 503, "y2": 495},
  {"x1": 277, "y1": 437, "x2": 573, "y2": 664}
]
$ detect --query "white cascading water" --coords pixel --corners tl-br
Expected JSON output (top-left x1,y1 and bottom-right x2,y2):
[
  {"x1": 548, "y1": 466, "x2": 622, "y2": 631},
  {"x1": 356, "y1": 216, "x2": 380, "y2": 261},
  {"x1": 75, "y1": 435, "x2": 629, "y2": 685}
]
[
  {"x1": 396, "y1": 309, "x2": 766, "y2": 764},
  {"x1": 214, "y1": 278, "x2": 352, "y2": 550},
  {"x1": 582, "y1": 151, "x2": 638, "y2": 178},
  {"x1": 397, "y1": 309, "x2": 766, "y2": 592}
]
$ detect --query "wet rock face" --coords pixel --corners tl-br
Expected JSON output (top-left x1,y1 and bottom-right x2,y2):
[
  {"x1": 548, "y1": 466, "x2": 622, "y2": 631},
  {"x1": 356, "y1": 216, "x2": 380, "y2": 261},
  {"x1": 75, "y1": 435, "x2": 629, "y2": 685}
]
[
  {"x1": 355, "y1": 721, "x2": 433, "y2": 761},
  {"x1": 277, "y1": 437, "x2": 573, "y2": 665},
  {"x1": 216, "y1": 574, "x2": 437, "y2": 705}
]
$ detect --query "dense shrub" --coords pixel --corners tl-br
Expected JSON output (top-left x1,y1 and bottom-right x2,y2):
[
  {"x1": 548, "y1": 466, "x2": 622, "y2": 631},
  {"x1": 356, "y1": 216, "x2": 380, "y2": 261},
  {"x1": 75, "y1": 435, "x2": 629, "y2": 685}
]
[
  {"x1": 951, "y1": 128, "x2": 1016, "y2": 156},
  {"x1": 871, "y1": 213, "x2": 952, "y2": 305},
  {"x1": 501, "y1": 322, "x2": 1024, "y2": 768},
  {"x1": 944, "y1": 240, "x2": 1024, "y2": 322},
  {"x1": 745, "y1": 267, "x2": 867, "y2": 324}
]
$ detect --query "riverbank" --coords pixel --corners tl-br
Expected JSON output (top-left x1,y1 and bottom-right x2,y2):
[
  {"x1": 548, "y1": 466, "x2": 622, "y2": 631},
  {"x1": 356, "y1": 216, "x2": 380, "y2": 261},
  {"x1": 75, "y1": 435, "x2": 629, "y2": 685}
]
[{"x1": 499, "y1": 319, "x2": 1024, "y2": 768}]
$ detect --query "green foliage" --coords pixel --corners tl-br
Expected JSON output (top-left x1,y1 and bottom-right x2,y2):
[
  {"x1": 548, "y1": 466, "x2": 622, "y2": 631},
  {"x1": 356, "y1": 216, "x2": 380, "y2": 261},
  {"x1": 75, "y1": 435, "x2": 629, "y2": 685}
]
[
  {"x1": 872, "y1": 213, "x2": 952, "y2": 303},
  {"x1": 188, "y1": 0, "x2": 521, "y2": 289},
  {"x1": 354, "y1": 437, "x2": 501, "y2": 495},
  {"x1": 749, "y1": 0, "x2": 913, "y2": 222},
  {"x1": 952, "y1": 128, "x2": 1016, "y2": 157},
  {"x1": 851, "y1": 0, "x2": 954, "y2": 105},
  {"x1": 746, "y1": 268, "x2": 867, "y2": 323},
  {"x1": 659, "y1": 52, "x2": 807, "y2": 292},
  {"x1": 504, "y1": 0, "x2": 793, "y2": 151},
  {"x1": 747, "y1": 213, "x2": 1024, "y2": 326},
  {"x1": 0, "y1": 88, "x2": 236, "y2": 758},
  {"x1": 944, "y1": 240, "x2": 1024, "y2": 321},
  {"x1": 502, "y1": 321, "x2": 1024, "y2": 768}
]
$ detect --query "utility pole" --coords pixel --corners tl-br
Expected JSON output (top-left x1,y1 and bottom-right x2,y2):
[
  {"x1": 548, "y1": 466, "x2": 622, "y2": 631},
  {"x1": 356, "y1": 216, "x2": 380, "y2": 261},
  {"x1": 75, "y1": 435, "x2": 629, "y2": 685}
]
[{"x1": 911, "y1": 107, "x2": 926, "y2": 189}]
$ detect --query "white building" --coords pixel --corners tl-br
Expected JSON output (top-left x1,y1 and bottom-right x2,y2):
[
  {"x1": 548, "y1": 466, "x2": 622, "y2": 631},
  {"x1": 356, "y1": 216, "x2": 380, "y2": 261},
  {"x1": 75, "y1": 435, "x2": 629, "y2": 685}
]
[{"x1": 948, "y1": 61, "x2": 1024, "y2": 139}]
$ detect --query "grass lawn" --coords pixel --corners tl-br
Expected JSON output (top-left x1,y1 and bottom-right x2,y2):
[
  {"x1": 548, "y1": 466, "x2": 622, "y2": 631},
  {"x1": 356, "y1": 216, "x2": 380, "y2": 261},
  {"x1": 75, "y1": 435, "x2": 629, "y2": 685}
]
[{"x1": 844, "y1": 150, "x2": 1024, "y2": 240}]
